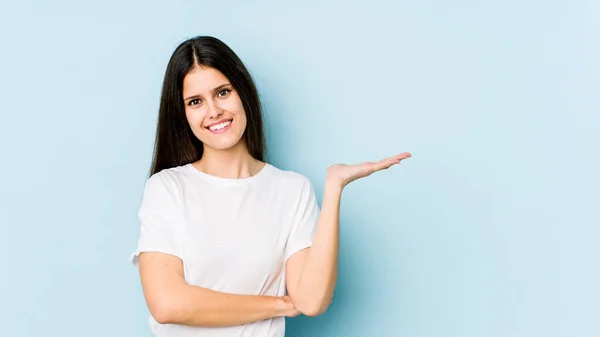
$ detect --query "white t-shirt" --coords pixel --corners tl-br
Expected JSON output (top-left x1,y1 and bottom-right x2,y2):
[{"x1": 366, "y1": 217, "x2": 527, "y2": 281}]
[{"x1": 129, "y1": 162, "x2": 320, "y2": 337}]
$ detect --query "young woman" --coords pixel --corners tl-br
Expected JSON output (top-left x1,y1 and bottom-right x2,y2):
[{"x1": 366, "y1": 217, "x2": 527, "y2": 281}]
[{"x1": 130, "y1": 35, "x2": 411, "y2": 337}]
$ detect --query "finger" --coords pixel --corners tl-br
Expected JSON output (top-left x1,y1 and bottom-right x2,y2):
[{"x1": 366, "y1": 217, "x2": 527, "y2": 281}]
[
  {"x1": 372, "y1": 155, "x2": 408, "y2": 171},
  {"x1": 372, "y1": 160, "x2": 396, "y2": 172},
  {"x1": 391, "y1": 152, "x2": 411, "y2": 161},
  {"x1": 374, "y1": 152, "x2": 410, "y2": 166}
]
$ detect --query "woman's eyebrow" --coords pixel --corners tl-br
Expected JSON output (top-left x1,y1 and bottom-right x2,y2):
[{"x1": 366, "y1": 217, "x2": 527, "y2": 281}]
[{"x1": 183, "y1": 83, "x2": 232, "y2": 101}]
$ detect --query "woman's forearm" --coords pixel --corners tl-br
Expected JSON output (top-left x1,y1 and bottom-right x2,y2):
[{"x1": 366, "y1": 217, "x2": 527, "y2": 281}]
[
  {"x1": 294, "y1": 179, "x2": 342, "y2": 315},
  {"x1": 153, "y1": 284, "x2": 290, "y2": 327}
]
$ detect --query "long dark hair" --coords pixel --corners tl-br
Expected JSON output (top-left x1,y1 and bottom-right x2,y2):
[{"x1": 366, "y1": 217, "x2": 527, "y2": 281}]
[{"x1": 149, "y1": 36, "x2": 266, "y2": 176}]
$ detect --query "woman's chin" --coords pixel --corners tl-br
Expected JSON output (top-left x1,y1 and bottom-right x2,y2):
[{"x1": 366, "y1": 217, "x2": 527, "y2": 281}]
[{"x1": 203, "y1": 135, "x2": 245, "y2": 152}]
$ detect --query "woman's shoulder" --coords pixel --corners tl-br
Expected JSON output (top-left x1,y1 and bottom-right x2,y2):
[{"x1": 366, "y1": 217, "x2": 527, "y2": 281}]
[
  {"x1": 265, "y1": 163, "x2": 314, "y2": 189},
  {"x1": 144, "y1": 164, "x2": 192, "y2": 194}
]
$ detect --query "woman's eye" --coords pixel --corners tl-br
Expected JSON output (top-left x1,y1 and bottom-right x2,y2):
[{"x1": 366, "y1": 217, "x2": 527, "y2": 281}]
[
  {"x1": 188, "y1": 99, "x2": 201, "y2": 106},
  {"x1": 218, "y1": 89, "x2": 231, "y2": 97}
]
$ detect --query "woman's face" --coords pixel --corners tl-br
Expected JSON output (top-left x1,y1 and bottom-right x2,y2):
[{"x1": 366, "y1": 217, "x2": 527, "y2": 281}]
[{"x1": 182, "y1": 66, "x2": 247, "y2": 153}]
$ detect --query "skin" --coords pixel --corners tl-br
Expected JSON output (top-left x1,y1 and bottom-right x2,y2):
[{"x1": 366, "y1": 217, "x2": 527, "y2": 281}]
[
  {"x1": 138, "y1": 64, "x2": 411, "y2": 326},
  {"x1": 182, "y1": 65, "x2": 264, "y2": 179}
]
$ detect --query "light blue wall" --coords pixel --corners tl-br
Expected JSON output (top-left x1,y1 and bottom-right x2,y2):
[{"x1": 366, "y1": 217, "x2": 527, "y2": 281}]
[{"x1": 1, "y1": 1, "x2": 598, "y2": 336}]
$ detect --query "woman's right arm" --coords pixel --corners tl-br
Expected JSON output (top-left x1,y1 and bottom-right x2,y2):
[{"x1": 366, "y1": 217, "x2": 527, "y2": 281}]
[{"x1": 138, "y1": 252, "x2": 299, "y2": 327}]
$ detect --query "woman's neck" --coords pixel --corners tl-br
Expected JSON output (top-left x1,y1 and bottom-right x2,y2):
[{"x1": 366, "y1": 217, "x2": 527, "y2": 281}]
[{"x1": 194, "y1": 143, "x2": 264, "y2": 179}]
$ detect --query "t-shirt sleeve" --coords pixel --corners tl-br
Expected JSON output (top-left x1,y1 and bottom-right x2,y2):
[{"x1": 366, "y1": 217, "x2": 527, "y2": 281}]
[
  {"x1": 129, "y1": 173, "x2": 184, "y2": 267},
  {"x1": 284, "y1": 177, "x2": 321, "y2": 261}
]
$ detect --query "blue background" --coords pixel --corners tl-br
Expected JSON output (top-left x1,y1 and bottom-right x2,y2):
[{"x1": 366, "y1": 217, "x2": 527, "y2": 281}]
[{"x1": 1, "y1": 1, "x2": 598, "y2": 336}]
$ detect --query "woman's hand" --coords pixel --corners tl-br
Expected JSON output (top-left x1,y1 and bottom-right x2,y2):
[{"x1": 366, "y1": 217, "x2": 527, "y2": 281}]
[
  {"x1": 277, "y1": 296, "x2": 332, "y2": 318},
  {"x1": 326, "y1": 152, "x2": 411, "y2": 188},
  {"x1": 277, "y1": 296, "x2": 301, "y2": 317}
]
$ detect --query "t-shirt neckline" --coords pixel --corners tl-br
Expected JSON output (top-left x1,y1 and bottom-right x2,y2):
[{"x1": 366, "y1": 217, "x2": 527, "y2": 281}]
[{"x1": 185, "y1": 162, "x2": 272, "y2": 186}]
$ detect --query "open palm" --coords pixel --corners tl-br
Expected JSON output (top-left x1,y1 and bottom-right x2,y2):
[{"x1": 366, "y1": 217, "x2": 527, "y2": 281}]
[{"x1": 327, "y1": 152, "x2": 411, "y2": 187}]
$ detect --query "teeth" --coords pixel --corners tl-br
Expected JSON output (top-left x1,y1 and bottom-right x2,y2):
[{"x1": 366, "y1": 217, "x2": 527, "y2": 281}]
[{"x1": 209, "y1": 121, "x2": 231, "y2": 131}]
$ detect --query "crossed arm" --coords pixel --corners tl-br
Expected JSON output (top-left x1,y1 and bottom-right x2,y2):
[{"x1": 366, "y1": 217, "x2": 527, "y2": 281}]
[
  {"x1": 137, "y1": 153, "x2": 409, "y2": 327},
  {"x1": 138, "y1": 252, "x2": 293, "y2": 326},
  {"x1": 137, "y1": 180, "x2": 342, "y2": 326}
]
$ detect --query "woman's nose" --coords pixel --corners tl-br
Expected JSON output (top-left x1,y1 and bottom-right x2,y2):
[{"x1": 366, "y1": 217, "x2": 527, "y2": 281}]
[{"x1": 206, "y1": 101, "x2": 223, "y2": 119}]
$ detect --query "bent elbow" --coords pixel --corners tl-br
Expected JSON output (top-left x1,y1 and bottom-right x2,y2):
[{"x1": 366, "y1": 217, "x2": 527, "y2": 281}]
[
  {"x1": 149, "y1": 299, "x2": 178, "y2": 324},
  {"x1": 150, "y1": 304, "x2": 171, "y2": 324},
  {"x1": 302, "y1": 307, "x2": 324, "y2": 317},
  {"x1": 296, "y1": 300, "x2": 329, "y2": 317}
]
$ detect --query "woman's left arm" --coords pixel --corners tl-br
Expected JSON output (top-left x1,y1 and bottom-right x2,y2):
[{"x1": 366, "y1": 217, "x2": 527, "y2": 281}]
[
  {"x1": 285, "y1": 179, "x2": 342, "y2": 316},
  {"x1": 286, "y1": 152, "x2": 411, "y2": 316}
]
